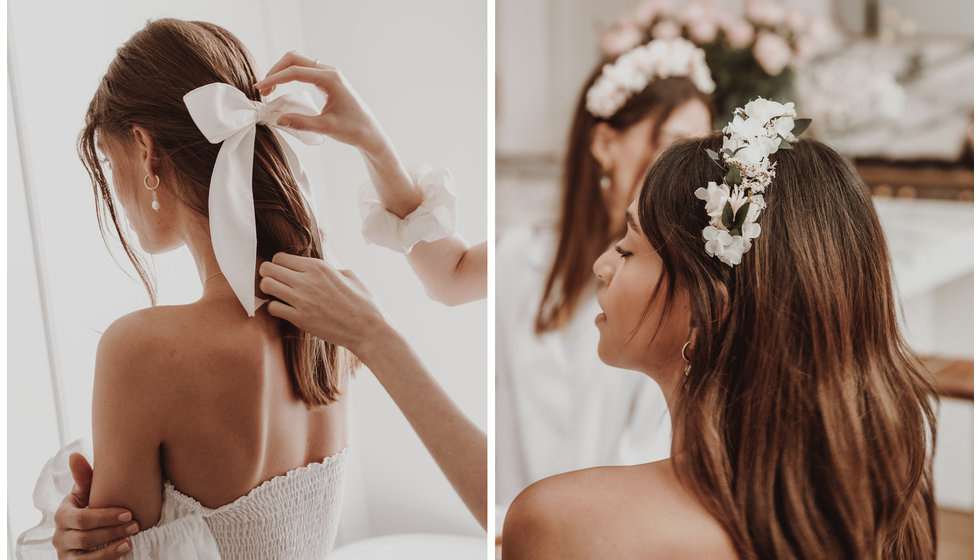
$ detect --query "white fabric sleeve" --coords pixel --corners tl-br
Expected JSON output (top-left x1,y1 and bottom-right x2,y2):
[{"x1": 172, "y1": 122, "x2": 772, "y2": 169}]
[
  {"x1": 15, "y1": 441, "x2": 221, "y2": 560},
  {"x1": 358, "y1": 163, "x2": 458, "y2": 254},
  {"x1": 16, "y1": 440, "x2": 87, "y2": 560}
]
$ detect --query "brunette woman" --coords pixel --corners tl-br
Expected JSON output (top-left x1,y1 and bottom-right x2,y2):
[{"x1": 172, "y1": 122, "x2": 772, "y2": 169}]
[
  {"x1": 502, "y1": 102, "x2": 936, "y2": 559},
  {"x1": 21, "y1": 19, "x2": 358, "y2": 558}
]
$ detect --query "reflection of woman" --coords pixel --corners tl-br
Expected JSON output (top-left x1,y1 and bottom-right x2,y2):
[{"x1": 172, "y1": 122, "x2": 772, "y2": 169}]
[
  {"x1": 503, "y1": 104, "x2": 936, "y2": 558},
  {"x1": 21, "y1": 19, "x2": 358, "y2": 558},
  {"x1": 496, "y1": 39, "x2": 713, "y2": 510}
]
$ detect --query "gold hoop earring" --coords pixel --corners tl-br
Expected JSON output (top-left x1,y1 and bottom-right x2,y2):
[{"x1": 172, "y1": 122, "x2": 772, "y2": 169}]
[
  {"x1": 681, "y1": 340, "x2": 692, "y2": 363},
  {"x1": 144, "y1": 175, "x2": 161, "y2": 211}
]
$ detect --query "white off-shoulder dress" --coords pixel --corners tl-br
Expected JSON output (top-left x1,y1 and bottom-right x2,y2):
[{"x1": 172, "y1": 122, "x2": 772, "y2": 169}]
[{"x1": 17, "y1": 440, "x2": 349, "y2": 559}]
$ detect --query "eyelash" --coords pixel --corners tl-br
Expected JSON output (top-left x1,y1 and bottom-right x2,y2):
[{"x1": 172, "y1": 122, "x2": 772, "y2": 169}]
[{"x1": 615, "y1": 245, "x2": 632, "y2": 258}]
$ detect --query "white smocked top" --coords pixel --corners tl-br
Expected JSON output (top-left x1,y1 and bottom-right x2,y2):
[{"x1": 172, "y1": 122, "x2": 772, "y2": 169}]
[{"x1": 17, "y1": 442, "x2": 349, "y2": 560}]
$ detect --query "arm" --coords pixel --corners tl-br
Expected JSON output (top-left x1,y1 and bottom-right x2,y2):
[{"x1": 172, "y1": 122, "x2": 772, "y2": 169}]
[
  {"x1": 51, "y1": 453, "x2": 137, "y2": 559},
  {"x1": 258, "y1": 253, "x2": 487, "y2": 528},
  {"x1": 253, "y1": 52, "x2": 486, "y2": 305},
  {"x1": 88, "y1": 314, "x2": 166, "y2": 530},
  {"x1": 358, "y1": 326, "x2": 488, "y2": 527}
]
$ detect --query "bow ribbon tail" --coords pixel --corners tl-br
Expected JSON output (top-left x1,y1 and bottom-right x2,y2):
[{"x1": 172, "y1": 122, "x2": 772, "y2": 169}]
[{"x1": 210, "y1": 127, "x2": 260, "y2": 317}]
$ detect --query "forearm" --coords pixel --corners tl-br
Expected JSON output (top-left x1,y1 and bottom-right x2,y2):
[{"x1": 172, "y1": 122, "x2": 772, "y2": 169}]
[
  {"x1": 357, "y1": 328, "x2": 488, "y2": 529},
  {"x1": 407, "y1": 237, "x2": 487, "y2": 306},
  {"x1": 360, "y1": 139, "x2": 423, "y2": 219}
]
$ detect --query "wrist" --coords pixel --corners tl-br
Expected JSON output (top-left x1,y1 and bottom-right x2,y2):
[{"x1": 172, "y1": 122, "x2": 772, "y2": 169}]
[
  {"x1": 349, "y1": 320, "x2": 405, "y2": 368},
  {"x1": 359, "y1": 129, "x2": 395, "y2": 161}
]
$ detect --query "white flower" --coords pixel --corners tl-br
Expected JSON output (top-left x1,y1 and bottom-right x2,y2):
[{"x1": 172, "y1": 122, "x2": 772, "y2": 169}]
[
  {"x1": 702, "y1": 227, "x2": 750, "y2": 266},
  {"x1": 585, "y1": 38, "x2": 716, "y2": 118},
  {"x1": 694, "y1": 181, "x2": 730, "y2": 224},
  {"x1": 743, "y1": 97, "x2": 796, "y2": 124}
]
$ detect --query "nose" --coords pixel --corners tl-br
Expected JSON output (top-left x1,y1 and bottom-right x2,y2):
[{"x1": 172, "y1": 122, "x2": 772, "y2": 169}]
[{"x1": 593, "y1": 247, "x2": 616, "y2": 285}]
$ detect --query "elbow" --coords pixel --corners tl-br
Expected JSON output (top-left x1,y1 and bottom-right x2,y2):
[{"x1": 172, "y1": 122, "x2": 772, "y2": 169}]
[{"x1": 426, "y1": 286, "x2": 469, "y2": 307}]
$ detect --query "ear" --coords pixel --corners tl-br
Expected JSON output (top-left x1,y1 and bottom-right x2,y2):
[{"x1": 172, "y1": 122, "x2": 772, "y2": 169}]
[
  {"x1": 130, "y1": 126, "x2": 156, "y2": 177},
  {"x1": 589, "y1": 122, "x2": 617, "y2": 171}
]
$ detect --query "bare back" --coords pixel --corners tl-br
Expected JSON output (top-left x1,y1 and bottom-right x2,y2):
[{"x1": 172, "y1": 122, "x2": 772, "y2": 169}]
[
  {"x1": 156, "y1": 298, "x2": 348, "y2": 507},
  {"x1": 89, "y1": 296, "x2": 348, "y2": 525}
]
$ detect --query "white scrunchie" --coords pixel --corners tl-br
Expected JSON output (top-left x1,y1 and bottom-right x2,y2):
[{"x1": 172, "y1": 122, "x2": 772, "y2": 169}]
[{"x1": 358, "y1": 164, "x2": 458, "y2": 254}]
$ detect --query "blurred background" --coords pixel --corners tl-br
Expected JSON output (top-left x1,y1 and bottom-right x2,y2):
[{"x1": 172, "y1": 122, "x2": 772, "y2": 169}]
[
  {"x1": 497, "y1": 0, "x2": 971, "y2": 557},
  {"x1": 8, "y1": 0, "x2": 486, "y2": 555}
]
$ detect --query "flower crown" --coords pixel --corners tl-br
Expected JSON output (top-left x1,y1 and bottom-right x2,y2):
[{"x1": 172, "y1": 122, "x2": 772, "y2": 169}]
[
  {"x1": 585, "y1": 38, "x2": 716, "y2": 119},
  {"x1": 695, "y1": 97, "x2": 810, "y2": 266}
]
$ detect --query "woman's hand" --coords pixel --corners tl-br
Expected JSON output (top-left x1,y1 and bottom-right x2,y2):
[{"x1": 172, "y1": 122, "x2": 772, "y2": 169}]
[
  {"x1": 258, "y1": 253, "x2": 392, "y2": 361},
  {"x1": 53, "y1": 453, "x2": 137, "y2": 559},
  {"x1": 253, "y1": 51, "x2": 388, "y2": 156}
]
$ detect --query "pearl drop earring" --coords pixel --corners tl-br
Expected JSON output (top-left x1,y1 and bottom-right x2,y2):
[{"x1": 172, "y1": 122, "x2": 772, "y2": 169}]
[
  {"x1": 599, "y1": 168, "x2": 612, "y2": 191},
  {"x1": 144, "y1": 175, "x2": 161, "y2": 211}
]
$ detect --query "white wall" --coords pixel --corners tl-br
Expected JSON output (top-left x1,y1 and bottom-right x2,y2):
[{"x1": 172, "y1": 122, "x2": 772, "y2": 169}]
[{"x1": 7, "y1": 0, "x2": 486, "y2": 548}]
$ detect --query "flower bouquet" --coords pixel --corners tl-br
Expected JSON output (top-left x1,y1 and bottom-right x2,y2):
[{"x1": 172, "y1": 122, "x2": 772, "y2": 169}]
[{"x1": 599, "y1": 0, "x2": 833, "y2": 127}]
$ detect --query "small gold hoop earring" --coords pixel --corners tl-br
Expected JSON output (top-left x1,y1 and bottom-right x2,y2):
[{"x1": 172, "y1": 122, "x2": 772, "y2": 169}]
[
  {"x1": 681, "y1": 340, "x2": 692, "y2": 363},
  {"x1": 144, "y1": 175, "x2": 161, "y2": 211}
]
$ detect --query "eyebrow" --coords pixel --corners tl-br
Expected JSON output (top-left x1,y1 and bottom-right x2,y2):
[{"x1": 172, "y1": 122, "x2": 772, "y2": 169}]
[{"x1": 626, "y1": 210, "x2": 639, "y2": 232}]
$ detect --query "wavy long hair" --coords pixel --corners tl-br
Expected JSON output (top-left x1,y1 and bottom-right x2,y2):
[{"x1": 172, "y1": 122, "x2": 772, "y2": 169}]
[
  {"x1": 534, "y1": 59, "x2": 712, "y2": 334},
  {"x1": 638, "y1": 135, "x2": 937, "y2": 559},
  {"x1": 79, "y1": 18, "x2": 356, "y2": 406}
]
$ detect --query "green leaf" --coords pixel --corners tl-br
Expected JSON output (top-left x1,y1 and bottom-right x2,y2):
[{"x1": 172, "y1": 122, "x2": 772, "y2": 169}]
[
  {"x1": 779, "y1": 137, "x2": 792, "y2": 149},
  {"x1": 721, "y1": 201, "x2": 734, "y2": 229},
  {"x1": 733, "y1": 202, "x2": 750, "y2": 228},
  {"x1": 730, "y1": 226, "x2": 742, "y2": 237},
  {"x1": 724, "y1": 165, "x2": 742, "y2": 186},
  {"x1": 732, "y1": 145, "x2": 746, "y2": 154},
  {"x1": 705, "y1": 148, "x2": 720, "y2": 160},
  {"x1": 792, "y1": 118, "x2": 812, "y2": 136}
]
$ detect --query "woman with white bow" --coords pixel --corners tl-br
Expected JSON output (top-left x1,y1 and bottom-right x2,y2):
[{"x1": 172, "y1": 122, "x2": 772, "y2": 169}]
[
  {"x1": 39, "y1": 45, "x2": 489, "y2": 559},
  {"x1": 21, "y1": 19, "x2": 359, "y2": 559}
]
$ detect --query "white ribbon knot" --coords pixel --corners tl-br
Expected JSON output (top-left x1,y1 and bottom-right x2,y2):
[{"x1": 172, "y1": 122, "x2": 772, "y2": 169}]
[{"x1": 183, "y1": 83, "x2": 324, "y2": 317}]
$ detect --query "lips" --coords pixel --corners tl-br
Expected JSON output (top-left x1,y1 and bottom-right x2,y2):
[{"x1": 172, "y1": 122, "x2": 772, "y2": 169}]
[{"x1": 595, "y1": 312, "x2": 607, "y2": 325}]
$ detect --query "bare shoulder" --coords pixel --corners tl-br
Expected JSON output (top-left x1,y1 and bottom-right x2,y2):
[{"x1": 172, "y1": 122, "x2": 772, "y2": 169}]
[{"x1": 501, "y1": 462, "x2": 737, "y2": 560}]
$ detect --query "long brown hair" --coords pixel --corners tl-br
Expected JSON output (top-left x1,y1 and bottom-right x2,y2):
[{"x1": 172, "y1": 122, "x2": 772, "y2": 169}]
[
  {"x1": 534, "y1": 62, "x2": 712, "y2": 333},
  {"x1": 638, "y1": 135, "x2": 936, "y2": 558},
  {"x1": 79, "y1": 18, "x2": 356, "y2": 406}
]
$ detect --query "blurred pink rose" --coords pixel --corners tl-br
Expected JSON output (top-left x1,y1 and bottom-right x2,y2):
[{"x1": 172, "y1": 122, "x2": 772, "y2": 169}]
[
  {"x1": 600, "y1": 21, "x2": 644, "y2": 57},
  {"x1": 688, "y1": 19, "x2": 718, "y2": 43},
  {"x1": 674, "y1": 0, "x2": 709, "y2": 25},
  {"x1": 746, "y1": 0, "x2": 787, "y2": 27},
  {"x1": 651, "y1": 20, "x2": 681, "y2": 40},
  {"x1": 722, "y1": 18, "x2": 754, "y2": 48},
  {"x1": 632, "y1": 0, "x2": 669, "y2": 26},
  {"x1": 786, "y1": 10, "x2": 808, "y2": 33},
  {"x1": 753, "y1": 31, "x2": 791, "y2": 75}
]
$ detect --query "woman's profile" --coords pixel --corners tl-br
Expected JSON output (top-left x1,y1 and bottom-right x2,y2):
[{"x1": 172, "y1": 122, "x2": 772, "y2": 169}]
[
  {"x1": 20, "y1": 18, "x2": 358, "y2": 557},
  {"x1": 503, "y1": 101, "x2": 936, "y2": 559}
]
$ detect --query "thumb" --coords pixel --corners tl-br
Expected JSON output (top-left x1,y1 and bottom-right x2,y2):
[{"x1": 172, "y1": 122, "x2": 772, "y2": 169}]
[
  {"x1": 68, "y1": 452, "x2": 94, "y2": 505},
  {"x1": 277, "y1": 113, "x2": 327, "y2": 133}
]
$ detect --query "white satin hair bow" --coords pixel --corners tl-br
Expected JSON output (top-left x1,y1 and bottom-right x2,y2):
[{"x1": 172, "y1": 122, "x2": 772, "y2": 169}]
[{"x1": 183, "y1": 83, "x2": 324, "y2": 317}]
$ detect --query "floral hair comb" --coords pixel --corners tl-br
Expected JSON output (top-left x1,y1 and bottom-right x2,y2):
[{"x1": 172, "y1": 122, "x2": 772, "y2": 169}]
[{"x1": 695, "y1": 97, "x2": 810, "y2": 266}]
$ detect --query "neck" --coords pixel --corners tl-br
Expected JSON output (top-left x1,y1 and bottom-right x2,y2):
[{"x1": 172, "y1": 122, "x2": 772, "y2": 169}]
[{"x1": 180, "y1": 215, "x2": 235, "y2": 301}]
